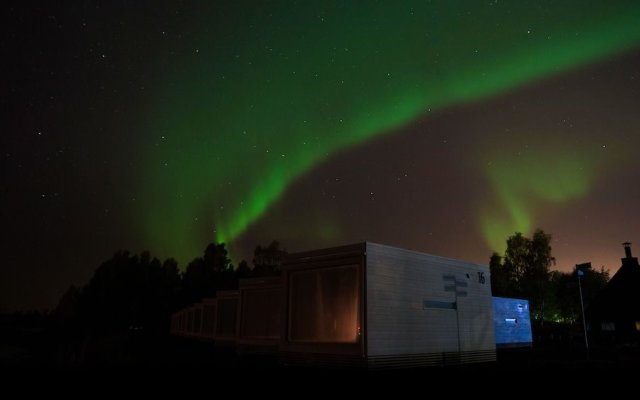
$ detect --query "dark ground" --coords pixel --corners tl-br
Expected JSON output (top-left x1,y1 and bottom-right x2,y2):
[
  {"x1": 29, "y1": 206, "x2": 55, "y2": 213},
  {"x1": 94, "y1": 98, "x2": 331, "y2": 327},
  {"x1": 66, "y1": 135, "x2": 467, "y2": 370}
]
[{"x1": 2, "y1": 319, "x2": 639, "y2": 375}]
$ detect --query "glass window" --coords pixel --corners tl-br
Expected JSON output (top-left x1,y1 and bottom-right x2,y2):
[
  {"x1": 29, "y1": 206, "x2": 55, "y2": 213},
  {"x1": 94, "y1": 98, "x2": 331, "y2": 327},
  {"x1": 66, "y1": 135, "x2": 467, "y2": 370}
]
[
  {"x1": 202, "y1": 304, "x2": 216, "y2": 336},
  {"x1": 240, "y1": 288, "x2": 281, "y2": 339},
  {"x1": 194, "y1": 307, "x2": 202, "y2": 334},
  {"x1": 289, "y1": 265, "x2": 359, "y2": 343},
  {"x1": 216, "y1": 298, "x2": 239, "y2": 337}
]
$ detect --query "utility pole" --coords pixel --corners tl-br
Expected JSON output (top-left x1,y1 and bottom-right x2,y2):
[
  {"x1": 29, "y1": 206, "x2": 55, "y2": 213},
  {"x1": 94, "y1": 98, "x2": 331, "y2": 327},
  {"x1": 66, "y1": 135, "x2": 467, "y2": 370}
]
[{"x1": 576, "y1": 262, "x2": 592, "y2": 360}]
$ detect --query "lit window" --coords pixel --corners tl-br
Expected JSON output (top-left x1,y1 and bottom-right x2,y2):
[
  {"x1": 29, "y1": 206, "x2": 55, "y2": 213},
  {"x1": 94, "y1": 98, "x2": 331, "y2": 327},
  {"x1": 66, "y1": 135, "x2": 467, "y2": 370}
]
[{"x1": 505, "y1": 318, "x2": 517, "y2": 325}]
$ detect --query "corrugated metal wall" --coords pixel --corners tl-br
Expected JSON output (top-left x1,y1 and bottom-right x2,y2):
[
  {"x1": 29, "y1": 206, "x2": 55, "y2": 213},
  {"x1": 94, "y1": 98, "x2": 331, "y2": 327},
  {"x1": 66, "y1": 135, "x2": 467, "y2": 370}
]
[{"x1": 366, "y1": 242, "x2": 495, "y2": 361}]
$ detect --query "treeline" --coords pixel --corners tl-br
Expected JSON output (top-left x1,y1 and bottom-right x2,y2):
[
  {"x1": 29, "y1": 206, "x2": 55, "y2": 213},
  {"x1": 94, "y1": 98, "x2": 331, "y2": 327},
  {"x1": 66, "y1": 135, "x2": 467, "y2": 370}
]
[
  {"x1": 490, "y1": 229, "x2": 609, "y2": 324},
  {"x1": 52, "y1": 240, "x2": 286, "y2": 365}
]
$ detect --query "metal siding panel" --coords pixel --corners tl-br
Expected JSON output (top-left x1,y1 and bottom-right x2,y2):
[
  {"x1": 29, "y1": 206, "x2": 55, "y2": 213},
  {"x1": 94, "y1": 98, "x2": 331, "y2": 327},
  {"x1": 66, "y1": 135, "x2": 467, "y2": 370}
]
[{"x1": 365, "y1": 242, "x2": 495, "y2": 357}]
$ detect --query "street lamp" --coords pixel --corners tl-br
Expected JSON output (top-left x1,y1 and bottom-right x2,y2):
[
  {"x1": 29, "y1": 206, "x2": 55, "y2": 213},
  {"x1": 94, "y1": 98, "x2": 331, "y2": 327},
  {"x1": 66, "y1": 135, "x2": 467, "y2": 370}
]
[{"x1": 576, "y1": 262, "x2": 592, "y2": 360}]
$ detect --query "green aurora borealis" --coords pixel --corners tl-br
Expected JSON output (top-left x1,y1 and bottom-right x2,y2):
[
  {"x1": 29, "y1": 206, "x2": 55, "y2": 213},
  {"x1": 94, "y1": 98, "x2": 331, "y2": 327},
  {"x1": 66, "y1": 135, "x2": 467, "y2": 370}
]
[
  {"x1": 145, "y1": 1, "x2": 640, "y2": 263},
  {"x1": 480, "y1": 141, "x2": 605, "y2": 252},
  {"x1": 6, "y1": 1, "x2": 640, "y2": 311}
]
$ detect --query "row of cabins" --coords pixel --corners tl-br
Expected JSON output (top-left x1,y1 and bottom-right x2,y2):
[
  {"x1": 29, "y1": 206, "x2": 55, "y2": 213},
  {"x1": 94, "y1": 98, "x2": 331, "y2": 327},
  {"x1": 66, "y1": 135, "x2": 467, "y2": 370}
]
[
  {"x1": 171, "y1": 290, "x2": 243, "y2": 345},
  {"x1": 171, "y1": 278, "x2": 282, "y2": 352},
  {"x1": 170, "y1": 242, "x2": 531, "y2": 368}
]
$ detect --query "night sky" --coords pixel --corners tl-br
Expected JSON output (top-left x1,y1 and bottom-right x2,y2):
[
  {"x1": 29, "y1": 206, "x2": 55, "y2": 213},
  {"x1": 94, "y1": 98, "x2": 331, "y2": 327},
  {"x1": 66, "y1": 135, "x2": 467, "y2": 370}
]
[{"x1": 4, "y1": 1, "x2": 640, "y2": 311}]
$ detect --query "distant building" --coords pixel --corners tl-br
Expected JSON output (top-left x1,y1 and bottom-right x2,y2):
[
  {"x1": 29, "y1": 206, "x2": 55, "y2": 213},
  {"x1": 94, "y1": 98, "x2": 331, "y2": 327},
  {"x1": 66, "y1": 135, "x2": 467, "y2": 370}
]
[
  {"x1": 492, "y1": 297, "x2": 533, "y2": 348},
  {"x1": 587, "y1": 242, "x2": 640, "y2": 344}
]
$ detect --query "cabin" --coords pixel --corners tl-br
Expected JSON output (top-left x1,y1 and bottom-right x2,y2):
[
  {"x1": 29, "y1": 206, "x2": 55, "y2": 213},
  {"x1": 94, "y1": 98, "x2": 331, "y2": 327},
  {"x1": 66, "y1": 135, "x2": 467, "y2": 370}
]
[
  {"x1": 215, "y1": 290, "x2": 240, "y2": 345},
  {"x1": 200, "y1": 298, "x2": 217, "y2": 340},
  {"x1": 279, "y1": 242, "x2": 496, "y2": 368},
  {"x1": 237, "y1": 277, "x2": 283, "y2": 353}
]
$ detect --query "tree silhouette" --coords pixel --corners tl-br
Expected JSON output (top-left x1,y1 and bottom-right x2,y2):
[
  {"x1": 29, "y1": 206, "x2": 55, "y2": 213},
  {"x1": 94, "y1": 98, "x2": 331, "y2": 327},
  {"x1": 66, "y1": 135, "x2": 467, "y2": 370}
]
[
  {"x1": 162, "y1": 257, "x2": 181, "y2": 308},
  {"x1": 181, "y1": 242, "x2": 233, "y2": 306},
  {"x1": 76, "y1": 250, "x2": 183, "y2": 334},
  {"x1": 236, "y1": 260, "x2": 252, "y2": 279},
  {"x1": 204, "y1": 243, "x2": 232, "y2": 273},
  {"x1": 490, "y1": 229, "x2": 553, "y2": 321},
  {"x1": 54, "y1": 285, "x2": 82, "y2": 365},
  {"x1": 252, "y1": 240, "x2": 287, "y2": 277},
  {"x1": 490, "y1": 252, "x2": 514, "y2": 297},
  {"x1": 490, "y1": 229, "x2": 610, "y2": 324},
  {"x1": 51, "y1": 240, "x2": 288, "y2": 365},
  {"x1": 549, "y1": 266, "x2": 609, "y2": 323}
]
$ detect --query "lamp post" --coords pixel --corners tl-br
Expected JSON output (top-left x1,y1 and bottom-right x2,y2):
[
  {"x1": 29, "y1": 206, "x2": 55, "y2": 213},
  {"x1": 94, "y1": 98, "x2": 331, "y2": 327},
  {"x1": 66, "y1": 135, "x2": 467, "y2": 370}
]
[{"x1": 576, "y1": 262, "x2": 591, "y2": 360}]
